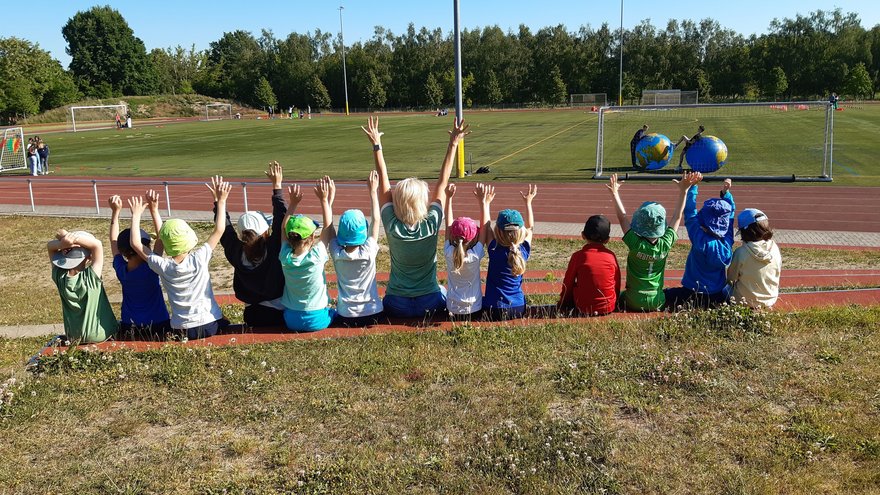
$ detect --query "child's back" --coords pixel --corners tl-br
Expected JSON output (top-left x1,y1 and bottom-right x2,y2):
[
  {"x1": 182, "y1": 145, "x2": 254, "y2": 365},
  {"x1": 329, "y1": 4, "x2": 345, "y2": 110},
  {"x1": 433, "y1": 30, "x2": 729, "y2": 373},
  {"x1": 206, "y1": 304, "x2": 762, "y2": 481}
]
[
  {"x1": 728, "y1": 209, "x2": 781, "y2": 308},
  {"x1": 147, "y1": 242, "x2": 222, "y2": 330},
  {"x1": 445, "y1": 240, "x2": 485, "y2": 315},
  {"x1": 681, "y1": 185, "x2": 735, "y2": 295},
  {"x1": 115, "y1": 255, "x2": 169, "y2": 326},
  {"x1": 559, "y1": 215, "x2": 620, "y2": 315},
  {"x1": 621, "y1": 226, "x2": 676, "y2": 310},
  {"x1": 53, "y1": 263, "x2": 118, "y2": 343},
  {"x1": 330, "y1": 237, "x2": 382, "y2": 318}
]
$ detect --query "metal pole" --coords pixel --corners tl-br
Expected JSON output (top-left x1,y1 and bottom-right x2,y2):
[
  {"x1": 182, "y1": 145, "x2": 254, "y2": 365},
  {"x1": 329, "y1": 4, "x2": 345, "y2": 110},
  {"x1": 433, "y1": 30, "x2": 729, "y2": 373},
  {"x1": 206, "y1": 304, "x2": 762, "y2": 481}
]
[
  {"x1": 453, "y1": 0, "x2": 465, "y2": 178},
  {"x1": 92, "y1": 180, "x2": 100, "y2": 214},
  {"x1": 618, "y1": 0, "x2": 624, "y2": 106},
  {"x1": 28, "y1": 179, "x2": 35, "y2": 212},
  {"x1": 164, "y1": 182, "x2": 171, "y2": 217},
  {"x1": 241, "y1": 183, "x2": 249, "y2": 212},
  {"x1": 339, "y1": 6, "x2": 350, "y2": 116}
]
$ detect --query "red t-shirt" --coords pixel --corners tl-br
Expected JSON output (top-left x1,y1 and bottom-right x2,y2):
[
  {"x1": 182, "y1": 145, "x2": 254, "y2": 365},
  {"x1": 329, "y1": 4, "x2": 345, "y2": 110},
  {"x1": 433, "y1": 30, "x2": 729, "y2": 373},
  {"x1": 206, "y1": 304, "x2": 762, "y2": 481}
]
[{"x1": 558, "y1": 243, "x2": 621, "y2": 315}]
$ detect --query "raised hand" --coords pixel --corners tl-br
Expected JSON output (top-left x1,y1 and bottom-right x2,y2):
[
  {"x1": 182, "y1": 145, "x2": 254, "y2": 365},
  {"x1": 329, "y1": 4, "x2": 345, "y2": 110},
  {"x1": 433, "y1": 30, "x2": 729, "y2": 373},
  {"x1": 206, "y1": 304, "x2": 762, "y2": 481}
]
[
  {"x1": 361, "y1": 116, "x2": 384, "y2": 145},
  {"x1": 606, "y1": 173, "x2": 622, "y2": 195},
  {"x1": 446, "y1": 183, "x2": 457, "y2": 199},
  {"x1": 520, "y1": 184, "x2": 538, "y2": 203},
  {"x1": 483, "y1": 184, "x2": 496, "y2": 204},
  {"x1": 721, "y1": 177, "x2": 732, "y2": 195},
  {"x1": 673, "y1": 171, "x2": 701, "y2": 191},
  {"x1": 315, "y1": 176, "x2": 332, "y2": 201},
  {"x1": 206, "y1": 175, "x2": 225, "y2": 202},
  {"x1": 145, "y1": 189, "x2": 160, "y2": 210},
  {"x1": 265, "y1": 161, "x2": 283, "y2": 188},
  {"x1": 127, "y1": 196, "x2": 147, "y2": 215},
  {"x1": 367, "y1": 170, "x2": 379, "y2": 193},
  {"x1": 108, "y1": 195, "x2": 122, "y2": 213},
  {"x1": 448, "y1": 119, "x2": 470, "y2": 146},
  {"x1": 216, "y1": 179, "x2": 232, "y2": 203},
  {"x1": 288, "y1": 184, "x2": 303, "y2": 206}
]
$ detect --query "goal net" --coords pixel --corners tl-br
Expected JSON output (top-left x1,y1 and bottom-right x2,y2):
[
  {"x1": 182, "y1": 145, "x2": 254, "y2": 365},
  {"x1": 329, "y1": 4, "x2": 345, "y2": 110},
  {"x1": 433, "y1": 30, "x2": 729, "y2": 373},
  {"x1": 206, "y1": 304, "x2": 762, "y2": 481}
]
[
  {"x1": 69, "y1": 104, "x2": 128, "y2": 132},
  {"x1": 570, "y1": 93, "x2": 607, "y2": 108},
  {"x1": 204, "y1": 103, "x2": 233, "y2": 121},
  {"x1": 641, "y1": 89, "x2": 699, "y2": 105},
  {"x1": 0, "y1": 127, "x2": 27, "y2": 172},
  {"x1": 594, "y1": 102, "x2": 834, "y2": 182}
]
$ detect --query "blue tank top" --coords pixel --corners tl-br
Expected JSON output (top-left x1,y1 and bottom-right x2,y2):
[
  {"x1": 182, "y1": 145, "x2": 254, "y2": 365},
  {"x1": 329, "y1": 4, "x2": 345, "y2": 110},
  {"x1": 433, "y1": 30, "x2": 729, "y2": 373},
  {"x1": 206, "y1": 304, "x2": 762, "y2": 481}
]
[{"x1": 483, "y1": 240, "x2": 531, "y2": 309}]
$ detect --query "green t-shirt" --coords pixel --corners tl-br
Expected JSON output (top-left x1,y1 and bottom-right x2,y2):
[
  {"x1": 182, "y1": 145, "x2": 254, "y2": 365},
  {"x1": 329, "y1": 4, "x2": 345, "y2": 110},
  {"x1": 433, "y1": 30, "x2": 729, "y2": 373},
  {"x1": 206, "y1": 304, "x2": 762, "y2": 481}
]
[
  {"x1": 381, "y1": 202, "x2": 443, "y2": 297},
  {"x1": 622, "y1": 227, "x2": 677, "y2": 311},
  {"x1": 52, "y1": 266, "x2": 119, "y2": 343}
]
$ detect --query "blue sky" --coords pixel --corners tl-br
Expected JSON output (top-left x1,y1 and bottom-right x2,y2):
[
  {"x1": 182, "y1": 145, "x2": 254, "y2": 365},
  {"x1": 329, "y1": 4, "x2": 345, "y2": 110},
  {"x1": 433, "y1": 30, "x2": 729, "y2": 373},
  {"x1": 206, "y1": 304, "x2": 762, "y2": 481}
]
[{"x1": 7, "y1": 1, "x2": 880, "y2": 68}]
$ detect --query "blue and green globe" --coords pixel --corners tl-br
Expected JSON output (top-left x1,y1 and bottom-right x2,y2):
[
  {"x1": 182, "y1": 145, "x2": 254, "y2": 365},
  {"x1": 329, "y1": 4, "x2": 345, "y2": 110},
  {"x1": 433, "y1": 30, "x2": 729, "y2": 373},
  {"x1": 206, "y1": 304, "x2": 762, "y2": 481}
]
[
  {"x1": 685, "y1": 135, "x2": 728, "y2": 173},
  {"x1": 635, "y1": 133, "x2": 674, "y2": 171}
]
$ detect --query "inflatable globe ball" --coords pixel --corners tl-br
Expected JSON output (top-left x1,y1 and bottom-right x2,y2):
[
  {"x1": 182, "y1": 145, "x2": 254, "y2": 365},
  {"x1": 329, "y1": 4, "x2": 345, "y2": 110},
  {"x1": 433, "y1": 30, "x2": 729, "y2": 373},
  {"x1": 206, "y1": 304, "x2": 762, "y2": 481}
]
[
  {"x1": 685, "y1": 135, "x2": 728, "y2": 173},
  {"x1": 634, "y1": 133, "x2": 674, "y2": 171}
]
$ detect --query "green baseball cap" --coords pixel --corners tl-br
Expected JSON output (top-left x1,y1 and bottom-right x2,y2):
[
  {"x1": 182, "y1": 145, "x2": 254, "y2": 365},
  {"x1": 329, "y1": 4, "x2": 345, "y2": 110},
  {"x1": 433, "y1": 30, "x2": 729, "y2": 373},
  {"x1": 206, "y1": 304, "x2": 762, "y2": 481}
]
[{"x1": 284, "y1": 215, "x2": 319, "y2": 238}]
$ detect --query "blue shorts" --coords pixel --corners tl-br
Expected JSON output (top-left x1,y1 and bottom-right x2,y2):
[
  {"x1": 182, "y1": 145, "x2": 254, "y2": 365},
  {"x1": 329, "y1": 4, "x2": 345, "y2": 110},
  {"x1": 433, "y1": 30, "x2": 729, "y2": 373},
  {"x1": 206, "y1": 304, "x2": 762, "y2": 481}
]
[
  {"x1": 283, "y1": 307, "x2": 336, "y2": 332},
  {"x1": 383, "y1": 290, "x2": 447, "y2": 319},
  {"x1": 180, "y1": 319, "x2": 229, "y2": 340}
]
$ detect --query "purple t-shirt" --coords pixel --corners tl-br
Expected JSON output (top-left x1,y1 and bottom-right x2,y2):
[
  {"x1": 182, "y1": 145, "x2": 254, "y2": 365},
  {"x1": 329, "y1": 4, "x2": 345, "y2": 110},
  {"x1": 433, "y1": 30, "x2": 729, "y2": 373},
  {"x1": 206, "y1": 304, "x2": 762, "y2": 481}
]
[{"x1": 113, "y1": 254, "x2": 169, "y2": 326}]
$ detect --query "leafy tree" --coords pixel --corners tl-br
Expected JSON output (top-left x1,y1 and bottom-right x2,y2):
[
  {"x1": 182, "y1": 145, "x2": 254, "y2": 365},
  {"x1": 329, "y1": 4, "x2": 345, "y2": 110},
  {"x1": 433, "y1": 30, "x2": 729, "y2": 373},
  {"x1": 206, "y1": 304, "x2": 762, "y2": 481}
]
[
  {"x1": 62, "y1": 6, "x2": 156, "y2": 96},
  {"x1": 307, "y1": 74, "x2": 331, "y2": 109},
  {"x1": 424, "y1": 73, "x2": 443, "y2": 107},
  {"x1": 253, "y1": 77, "x2": 278, "y2": 109},
  {"x1": 363, "y1": 72, "x2": 387, "y2": 109},
  {"x1": 843, "y1": 62, "x2": 873, "y2": 99},
  {"x1": 694, "y1": 68, "x2": 711, "y2": 101},
  {"x1": 546, "y1": 65, "x2": 568, "y2": 105},
  {"x1": 485, "y1": 70, "x2": 503, "y2": 105},
  {"x1": 203, "y1": 31, "x2": 264, "y2": 102},
  {"x1": 0, "y1": 37, "x2": 79, "y2": 121},
  {"x1": 764, "y1": 66, "x2": 788, "y2": 100}
]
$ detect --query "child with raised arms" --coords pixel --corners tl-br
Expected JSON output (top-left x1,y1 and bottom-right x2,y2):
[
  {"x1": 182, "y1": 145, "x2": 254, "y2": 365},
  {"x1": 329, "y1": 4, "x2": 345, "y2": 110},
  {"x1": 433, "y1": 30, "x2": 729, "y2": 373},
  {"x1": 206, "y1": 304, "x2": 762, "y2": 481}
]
[
  {"x1": 444, "y1": 182, "x2": 494, "y2": 319},
  {"x1": 326, "y1": 171, "x2": 385, "y2": 327},
  {"x1": 128, "y1": 176, "x2": 229, "y2": 339},
  {"x1": 482, "y1": 184, "x2": 537, "y2": 320},
  {"x1": 609, "y1": 172, "x2": 696, "y2": 311},
  {"x1": 47, "y1": 229, "x2": 119, "y2": 343},
  {"x1": 108, "y1": 191, "x2": 170, "y2": 337},
  {"x1": 279, "y1": 177, "x2": 336, "y2": 332}
]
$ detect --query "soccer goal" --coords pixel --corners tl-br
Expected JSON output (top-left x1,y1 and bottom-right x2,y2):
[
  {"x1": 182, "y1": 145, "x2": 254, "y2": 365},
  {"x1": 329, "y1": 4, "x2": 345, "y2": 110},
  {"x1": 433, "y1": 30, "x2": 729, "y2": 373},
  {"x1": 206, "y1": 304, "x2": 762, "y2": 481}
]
[
  {"x1": 570, "y1": 93, "x2": 608, "y2": 108},
  {"x1": 641, "y1": 89, "x2": 699, "y2": 105},
  {"x1": 204, "y1": 103, "x2": 233, "y2": 121},
  {"x1": 0, "y1": 127, "x2": 27, "y2": 172},
  {"x1": 594, "y1": 101, "x2": 834, "y2": 182},
  {"x1": 69, "y1": 104, "x2": 128, "y2": 132}
]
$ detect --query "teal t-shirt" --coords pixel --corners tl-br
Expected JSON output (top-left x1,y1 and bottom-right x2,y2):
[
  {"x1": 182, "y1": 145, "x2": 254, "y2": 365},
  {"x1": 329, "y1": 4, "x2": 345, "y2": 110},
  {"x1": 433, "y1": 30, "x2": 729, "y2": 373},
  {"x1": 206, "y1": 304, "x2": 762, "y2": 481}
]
[
  {"x1": 279, "y1": 241, "x2": 330, "y2": 311},
  {"x1": 381, "y1": 202, "x2": 443, "y2": 297},
  {"x1": 52, "y1": 265, "x2": 119, "y2": 343},
  {"x1": 622, "y1": 227, "x2": 677, "y2": 311}
]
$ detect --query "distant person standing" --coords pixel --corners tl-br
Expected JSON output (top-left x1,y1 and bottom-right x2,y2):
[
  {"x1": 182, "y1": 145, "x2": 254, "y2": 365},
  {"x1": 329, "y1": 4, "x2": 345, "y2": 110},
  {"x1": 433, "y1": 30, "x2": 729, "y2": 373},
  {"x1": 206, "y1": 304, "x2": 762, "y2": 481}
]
[
  {"x1": 26, "y1": 138, "x2": 40, "y2": 176},
  {"x1": 673, "y1": 125, "x2": 705, "y2": 172},
  {"x1": 829, "y1": 92, "x2": 839, "y2": 110},
  {"x1": 37, "y1": 138, "x2": 49, "y2": 175},
  {"x1": 288, "y1": 106, "x2": 294, "y2": 119},
  {"x1": 115, "y1": 113, "x2": 122, "y2": 129},
  {"x1": 630, "y1": 124, "x2": 649, "y2": 169},
  {"x1": 125, "y1": 111, "x2": 132, "y2": 129}
]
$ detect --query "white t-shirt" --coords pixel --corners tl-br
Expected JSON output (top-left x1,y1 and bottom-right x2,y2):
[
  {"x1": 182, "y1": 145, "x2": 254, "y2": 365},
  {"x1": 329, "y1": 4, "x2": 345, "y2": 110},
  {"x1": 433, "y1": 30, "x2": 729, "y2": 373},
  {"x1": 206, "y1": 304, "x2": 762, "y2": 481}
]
[
  {"x1": 444, "y1": 241, "x2": 485, "y2": 315},
  {"x1": 330, "y1": 237, "x2": 383, "y2": 318},
  {"x1": 147, "y1": 244, "x2": 223, "y2": 330}
]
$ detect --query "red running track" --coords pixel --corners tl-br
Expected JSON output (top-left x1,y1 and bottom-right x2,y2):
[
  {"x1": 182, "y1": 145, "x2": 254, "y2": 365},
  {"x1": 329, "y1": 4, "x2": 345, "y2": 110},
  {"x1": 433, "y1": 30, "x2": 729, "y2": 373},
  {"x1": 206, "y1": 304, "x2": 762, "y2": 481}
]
[{"x1": 2, "y1": 176, "x2": 880, "y2": 233}]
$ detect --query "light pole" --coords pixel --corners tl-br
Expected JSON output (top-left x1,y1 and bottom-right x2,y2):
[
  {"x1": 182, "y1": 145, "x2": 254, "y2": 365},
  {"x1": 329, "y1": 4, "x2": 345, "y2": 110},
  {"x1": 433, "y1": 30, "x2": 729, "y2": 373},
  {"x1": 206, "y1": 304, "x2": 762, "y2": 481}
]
[
  {"x1": 453, "y1": 0, "x2": 465, "y2": 178},
  {"x1": 618, "y1": 0, "x2": 624, "y2": 106},
  {"x1": 339, "y1": 6, "x2": 350, "y2": 115}
]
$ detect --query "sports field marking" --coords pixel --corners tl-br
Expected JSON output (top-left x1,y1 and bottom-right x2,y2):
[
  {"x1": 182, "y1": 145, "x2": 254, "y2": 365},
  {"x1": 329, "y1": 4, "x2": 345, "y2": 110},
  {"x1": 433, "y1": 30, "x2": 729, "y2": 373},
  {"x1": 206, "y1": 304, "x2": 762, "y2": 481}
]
[{"x1": 482, "y1": 119, "x2": 590, "y2": 168}]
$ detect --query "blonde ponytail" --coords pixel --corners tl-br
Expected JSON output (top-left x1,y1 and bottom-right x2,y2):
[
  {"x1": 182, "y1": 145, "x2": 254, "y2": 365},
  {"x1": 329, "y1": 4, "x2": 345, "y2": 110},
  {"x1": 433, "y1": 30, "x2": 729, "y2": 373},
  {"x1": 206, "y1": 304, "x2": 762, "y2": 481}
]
[
  {"x1": 451, "y1": 238, "x2": 467, "y2": 273},
  {"x1": 494, "y1": 225, "x2": 528, "y2": 276}
]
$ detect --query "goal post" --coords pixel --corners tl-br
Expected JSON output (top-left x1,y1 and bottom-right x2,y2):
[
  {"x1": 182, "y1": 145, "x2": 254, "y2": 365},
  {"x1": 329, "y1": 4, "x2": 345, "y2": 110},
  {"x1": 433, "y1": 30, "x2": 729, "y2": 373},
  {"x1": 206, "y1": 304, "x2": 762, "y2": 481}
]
[
  {"x1": 204, "y1": 103, "x2": 233, "y2": 121},
  {"x1": 570, "y1": 93, "x2": 608, "y2": 108},
  {"x1": 594, "y1": 101, "x2": 834, "y2": 182},
  {"x1": 641, "y1": 89, "x2": 699, "y2": 105},
  {"x1": 0, "y1": 127, "x2": 27, "y2": 172},
  {"x1": 69, "y1": 104, "x2": 128, "y2": 132}
]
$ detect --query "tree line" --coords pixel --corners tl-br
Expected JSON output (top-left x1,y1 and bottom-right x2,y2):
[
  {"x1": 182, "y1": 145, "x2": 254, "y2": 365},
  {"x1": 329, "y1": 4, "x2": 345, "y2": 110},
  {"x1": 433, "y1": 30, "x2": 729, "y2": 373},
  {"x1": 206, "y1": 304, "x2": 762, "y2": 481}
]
[{"x1": 2, "y1": 5, "x2": 879, "y2": 122}]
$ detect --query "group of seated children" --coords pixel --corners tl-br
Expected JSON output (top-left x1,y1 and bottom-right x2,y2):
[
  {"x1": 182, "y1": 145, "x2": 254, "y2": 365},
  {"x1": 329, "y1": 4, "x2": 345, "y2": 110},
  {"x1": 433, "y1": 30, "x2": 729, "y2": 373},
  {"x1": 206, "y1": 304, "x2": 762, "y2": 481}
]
[{"x1": 47, "y1": 118, "x2": 782, "y2": 344}]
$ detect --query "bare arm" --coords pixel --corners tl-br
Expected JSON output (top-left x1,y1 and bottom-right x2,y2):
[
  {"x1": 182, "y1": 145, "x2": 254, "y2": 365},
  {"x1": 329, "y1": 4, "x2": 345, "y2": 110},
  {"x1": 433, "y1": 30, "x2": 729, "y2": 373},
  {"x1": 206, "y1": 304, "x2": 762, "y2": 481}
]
[
  {"x1": 477, "y1": 184, "x2": 495, "y2": 246},
  {"x1": 367, "y1": 170, "x2": 380, "y2": 241},
  {"x1": 444, "y1": 184, "x2": 456, "y2": 244},
  {"x1": 433, "y1": 119, "x2": 470, "y2": 206},
  {"x1": 74, "y1": 232, "x2": 105, "y2": 279},
  {"x1": 317, "y1": 176, "x2": 335, "y2": 246},
  {"x1": 606, "y1": 174, "x2": 630, "y2": 232},
  {"x1": 108, "y1": 195, "x2": 122, "y2": 256},
  {"x1": 362, "y1": 116, "x2": 392, "y2": 205},
  {"x1": 47, "y1": 229, "x2": 73, "y2": 261},
  {"x1": 127, "y1": 196, "x2": 153, "y2": 261},
  {"x1": 145, "y1": 189, "x2": 164, "y2": 256},
  {"x1": 670, "y1": 171, "x2": 701, "y2": 231},
  {"x1": 281, "y1": 184, "x2": 304, "y2": 241},
  {"x1": 521, "y1": 184, "x2": 537, "y2": 243},
  {"x1": 205, "y1": 175, "x2": 231, "y2": 250}
]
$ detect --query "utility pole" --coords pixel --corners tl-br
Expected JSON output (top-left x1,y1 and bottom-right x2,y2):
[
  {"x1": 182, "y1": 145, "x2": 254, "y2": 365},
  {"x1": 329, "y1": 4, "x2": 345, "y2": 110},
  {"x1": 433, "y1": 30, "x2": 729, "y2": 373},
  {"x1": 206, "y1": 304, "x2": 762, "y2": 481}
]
[{"x1": 339, "y1": 6, "x2": 350, "y2": 115}]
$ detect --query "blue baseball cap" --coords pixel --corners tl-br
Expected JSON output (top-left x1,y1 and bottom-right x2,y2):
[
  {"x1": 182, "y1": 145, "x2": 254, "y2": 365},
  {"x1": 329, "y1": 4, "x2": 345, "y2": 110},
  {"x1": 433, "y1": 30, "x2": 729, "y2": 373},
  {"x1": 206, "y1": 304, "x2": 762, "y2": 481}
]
[
  {"x1": 698, "y1": 198, "x2": 733, "y2": 237},
  {"x1": 337, "y1": 209, "x2": 368, "y2": 246},
  {"x1": 496, "y1": 209, "x2": 524, "y2": 231},
  {"x1": 117, "y1": 228, "x2": 151, "y2": 253},
  {"x1": 737, "y1": 208, "x2": 767, "y2": 230}
]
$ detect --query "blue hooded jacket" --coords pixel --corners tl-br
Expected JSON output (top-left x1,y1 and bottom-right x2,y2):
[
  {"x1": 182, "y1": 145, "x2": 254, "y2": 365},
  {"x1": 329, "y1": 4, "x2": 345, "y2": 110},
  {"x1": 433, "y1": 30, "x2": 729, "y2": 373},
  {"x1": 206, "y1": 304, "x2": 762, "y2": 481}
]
[{"x1": 681, "y1": 185, "x2": 735, "y2": 294}]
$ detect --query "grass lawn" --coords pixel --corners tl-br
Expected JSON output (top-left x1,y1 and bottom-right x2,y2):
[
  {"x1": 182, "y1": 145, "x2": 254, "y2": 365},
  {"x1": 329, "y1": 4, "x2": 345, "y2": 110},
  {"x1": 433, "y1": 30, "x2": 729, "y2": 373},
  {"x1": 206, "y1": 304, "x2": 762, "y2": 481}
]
[
  {"x1": 2, "y1": 215, "x2": 879, "y2": 327},
  {"x1": 1, "y1": 305, "x2": 878, "y2": 493},
  {"x1": 25, "y1": 104, "x2": 880, "y2": 186}
]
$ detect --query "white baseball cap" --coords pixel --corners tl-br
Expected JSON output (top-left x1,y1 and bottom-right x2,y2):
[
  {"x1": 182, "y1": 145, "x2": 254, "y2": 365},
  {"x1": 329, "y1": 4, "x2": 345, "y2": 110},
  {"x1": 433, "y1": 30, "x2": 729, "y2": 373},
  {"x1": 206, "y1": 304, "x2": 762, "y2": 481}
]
[{"x1": 237, "y1": 211, "x2": 270, "y2": 236}]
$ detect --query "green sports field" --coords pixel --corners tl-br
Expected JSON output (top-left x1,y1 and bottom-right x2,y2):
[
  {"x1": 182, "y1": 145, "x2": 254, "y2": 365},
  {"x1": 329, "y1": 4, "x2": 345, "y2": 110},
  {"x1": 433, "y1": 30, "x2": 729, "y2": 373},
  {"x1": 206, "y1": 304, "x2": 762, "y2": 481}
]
[{"x1": 33, "y1": 105, "x2": 880, "y2": 185}]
